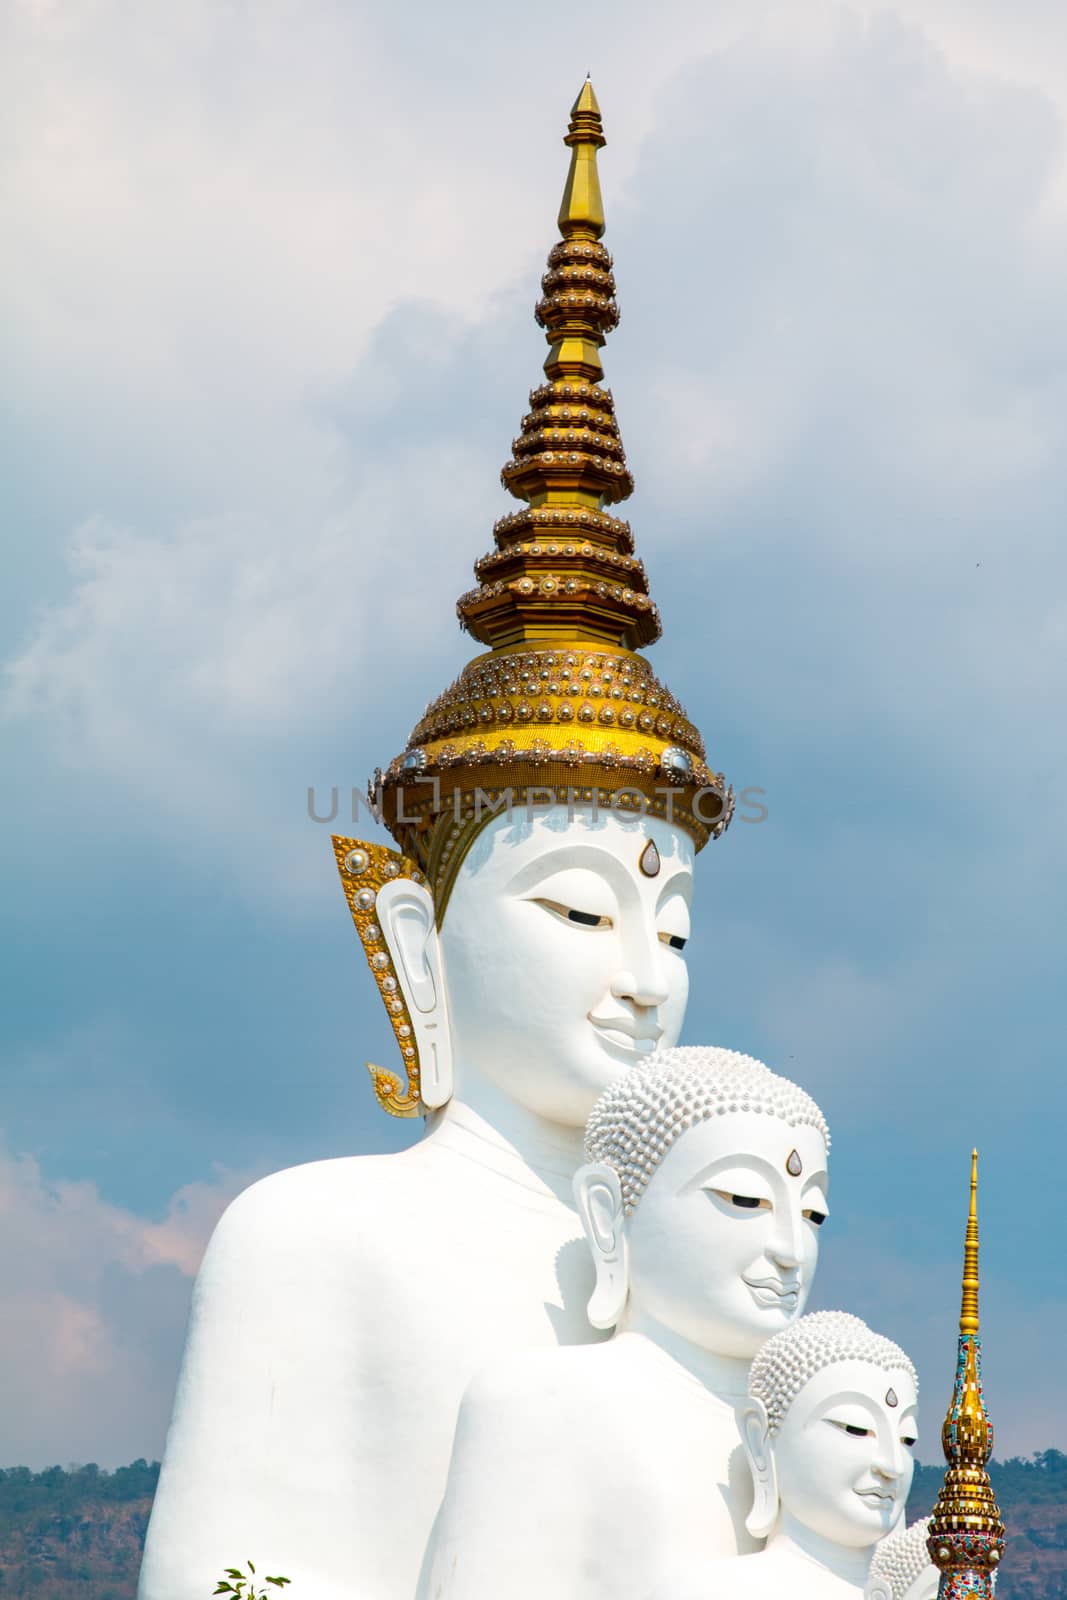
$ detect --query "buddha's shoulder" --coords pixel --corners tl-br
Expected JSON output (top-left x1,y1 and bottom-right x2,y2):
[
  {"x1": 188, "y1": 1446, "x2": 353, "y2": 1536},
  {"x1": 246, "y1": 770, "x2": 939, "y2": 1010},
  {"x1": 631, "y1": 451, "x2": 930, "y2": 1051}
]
[
  {"x1": 204, "y1": 1145, "x2": 436, "y2": 1261},
  {"x1": 462, "y1": 1337, "x2": 624, "y2": 1416}
]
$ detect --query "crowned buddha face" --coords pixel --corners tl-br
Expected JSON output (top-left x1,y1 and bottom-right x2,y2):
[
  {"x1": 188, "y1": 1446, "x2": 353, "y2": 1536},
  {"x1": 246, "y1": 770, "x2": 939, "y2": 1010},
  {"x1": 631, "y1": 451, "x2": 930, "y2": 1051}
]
[
  {"x1": 771, "y1": 1359, "x2": 918, "y2": 1546},
  {"x1": 345, "y1": 82, "x2": 733, "y2": 1125},
  {"x1": 623, "y1": 1111, "x2": 829, "y2": 1357},
  {"x1": 438, "y1": 805, "x2": 694, "y2": 1126}
]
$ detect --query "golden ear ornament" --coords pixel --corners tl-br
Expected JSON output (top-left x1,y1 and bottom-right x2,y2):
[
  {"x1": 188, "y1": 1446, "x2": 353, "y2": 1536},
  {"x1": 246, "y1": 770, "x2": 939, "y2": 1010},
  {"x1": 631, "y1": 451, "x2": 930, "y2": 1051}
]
[{"x1": 332, "y1": 835, "x2": 431, "y2": 1119}]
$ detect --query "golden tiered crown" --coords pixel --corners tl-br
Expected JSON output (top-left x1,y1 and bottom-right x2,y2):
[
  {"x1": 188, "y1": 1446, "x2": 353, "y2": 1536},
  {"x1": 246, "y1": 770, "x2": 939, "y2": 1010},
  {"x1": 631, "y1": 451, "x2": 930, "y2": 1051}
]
[
  {"x1": 370, "y1": 80, "x2": 731, "y2": 913},
  {"x1": 927, "y1": 1151, "x2": 1006, "y2": 1599}
]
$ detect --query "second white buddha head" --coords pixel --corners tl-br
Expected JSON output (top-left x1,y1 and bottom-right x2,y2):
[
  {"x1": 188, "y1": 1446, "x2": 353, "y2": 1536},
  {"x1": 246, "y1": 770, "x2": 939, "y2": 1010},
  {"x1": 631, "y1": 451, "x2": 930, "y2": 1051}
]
[
  {"x1": 573, "y1": 1045, "x2": 831, "y2": 1353},
  {"x1": 742, "y1": 1310, "x2": 918, "y2": 1547}
]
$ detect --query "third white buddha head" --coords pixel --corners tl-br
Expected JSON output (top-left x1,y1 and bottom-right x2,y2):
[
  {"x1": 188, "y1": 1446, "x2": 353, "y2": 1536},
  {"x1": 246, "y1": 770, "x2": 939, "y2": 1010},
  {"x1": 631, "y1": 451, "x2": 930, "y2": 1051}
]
[
  {"x1": 573, "y1": 1045, "x2": 831, "y2": 1352},
  {"x1": 742, "y1": 1310, "x2": 918, "y2": 1547}
]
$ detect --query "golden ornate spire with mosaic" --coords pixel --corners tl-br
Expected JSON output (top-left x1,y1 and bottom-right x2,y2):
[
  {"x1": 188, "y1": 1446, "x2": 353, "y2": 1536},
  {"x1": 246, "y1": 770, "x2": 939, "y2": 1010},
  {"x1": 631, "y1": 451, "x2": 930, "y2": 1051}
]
[
  {"x1": 927, "y1": 1151, "x2": 1006, "y2": 1600},
  {"x1": 333, "y1": 81, "x2": 730, "y2": 1116}
]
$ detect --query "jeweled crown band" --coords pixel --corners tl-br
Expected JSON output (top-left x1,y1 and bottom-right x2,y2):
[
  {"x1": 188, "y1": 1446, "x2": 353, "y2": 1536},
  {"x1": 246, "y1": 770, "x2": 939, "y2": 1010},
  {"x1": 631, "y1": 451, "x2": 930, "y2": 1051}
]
[
  {"x1": 373, "y1": 643, "x2": 728, "y2": 886},
  {"x1": 407, "y1": 646, "x2": 702, "y2": 756}
]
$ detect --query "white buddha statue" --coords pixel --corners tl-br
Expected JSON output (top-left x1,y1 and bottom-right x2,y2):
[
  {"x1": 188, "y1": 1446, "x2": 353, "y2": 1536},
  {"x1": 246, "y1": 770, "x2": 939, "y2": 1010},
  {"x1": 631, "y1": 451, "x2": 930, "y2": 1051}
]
[
  {"x1": 138, "y1": 83, "x2": 731, "y2": 1600},
  {"x1": 664, "y1": 1311, "x2": 919, "y2": 1600},
  {"x1": 417, "y1": 1047, "x2": 831, "y2": 1600},
  {"x1": 866, "y1": 1519, "x2": 938, "y2": 1600}
]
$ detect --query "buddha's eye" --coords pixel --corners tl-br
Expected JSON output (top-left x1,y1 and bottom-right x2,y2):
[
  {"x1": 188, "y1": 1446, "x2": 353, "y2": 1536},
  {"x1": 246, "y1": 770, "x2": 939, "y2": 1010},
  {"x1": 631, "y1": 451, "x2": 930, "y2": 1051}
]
[
  {"x1": 709, "y1": 1189, "x2": 772, "y2": 1211},
  {"x1": 658, "y1": 932, "x2": 688, "y2": 950},
  {"x1": 534, "y1": 898, "x2": 612, "y2": 930},
  {"x1": 828, "y1": 1420, "x2": 874, "y2": 1438},
  {"x1": 803, "y1": 1208, "x2": 828, "y2": 1227},
  {"x1": 902, "y1": 1435, "x2": 918, "y2": 1448}
]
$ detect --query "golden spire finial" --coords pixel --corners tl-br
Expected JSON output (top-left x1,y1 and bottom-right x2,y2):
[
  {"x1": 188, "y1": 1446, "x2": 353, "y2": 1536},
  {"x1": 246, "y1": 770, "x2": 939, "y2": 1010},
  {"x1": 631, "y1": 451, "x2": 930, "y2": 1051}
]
[
  {"x1": 927, "y1": 1149, "x2": 1005, "y2": 1599},
  {"x1": 960, "y1": 1147, "x2": 980, "y2": 1335},
  {"x1": 558, "y1": 78, "x2": 606, "y2": 241}
]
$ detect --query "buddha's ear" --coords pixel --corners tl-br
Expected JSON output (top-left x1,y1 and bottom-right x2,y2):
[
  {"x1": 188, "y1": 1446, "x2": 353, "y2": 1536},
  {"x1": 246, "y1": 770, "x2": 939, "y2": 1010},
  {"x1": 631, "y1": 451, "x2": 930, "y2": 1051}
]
[
  {"x1": 740, "y1": 1397, "x2": 778, "y2": 1540},
  {"x1": 377, "y1": 879, "x2": 453, "y2": 1110},
  {"x1": 573, "y1": 1162, "x2": 628, "y2": 1332}
]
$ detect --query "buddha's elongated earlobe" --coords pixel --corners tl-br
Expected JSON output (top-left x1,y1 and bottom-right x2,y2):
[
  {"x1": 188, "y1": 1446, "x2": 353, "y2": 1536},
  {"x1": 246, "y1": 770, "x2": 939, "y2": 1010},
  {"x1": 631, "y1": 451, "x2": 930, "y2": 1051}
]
[
  {"x1": 574, "y1": 1162, "x2": 628, "y2": 1331},
  {"x1": 333, "y1": 838, "x2": 451, "y2": 1116},
  {"x1": 740, "y1": 1397, "x2": 778, "y2": 1540},
  {"x1": 377, "y1": 879, "x2": 454, "y2": 1110}
]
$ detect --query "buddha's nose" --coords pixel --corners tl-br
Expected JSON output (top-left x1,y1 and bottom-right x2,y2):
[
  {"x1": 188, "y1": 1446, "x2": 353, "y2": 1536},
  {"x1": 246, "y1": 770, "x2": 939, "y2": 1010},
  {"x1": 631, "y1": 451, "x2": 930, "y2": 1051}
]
[
  {"x1": 767, "y1": 1208, "x2": 803, "y2": 1271},
  {"x1": 611, "y1": 914, "x2": 670, "y2": 1010},
  {"x1": 610, "y1": 966, "x2": 668, "y2": 1011},
  {"x1": 872, "y1": 1440, "x2": 906, "y2": 1483}
]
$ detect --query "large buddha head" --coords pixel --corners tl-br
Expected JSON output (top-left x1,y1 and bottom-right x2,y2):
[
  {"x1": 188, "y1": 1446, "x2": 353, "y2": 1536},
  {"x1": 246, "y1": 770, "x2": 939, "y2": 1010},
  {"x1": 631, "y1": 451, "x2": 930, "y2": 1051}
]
[
  {"x1": 742, "y1": 1311, "x2": 918, "y2": 1547},
  {"x1": 573, "y1": 1046, "x2": 831, "y2": 1350},
  {"x1": 332, "y1": 85, "x2": 729, "y2": 1121}
]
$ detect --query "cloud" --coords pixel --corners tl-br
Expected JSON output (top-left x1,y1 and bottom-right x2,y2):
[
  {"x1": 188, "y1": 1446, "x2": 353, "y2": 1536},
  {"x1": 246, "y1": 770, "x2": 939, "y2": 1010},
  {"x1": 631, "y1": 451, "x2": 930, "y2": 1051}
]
[
  {"x1": 0, "y1": 1134, "x2": 251, "y2": 1467},
  {"x1": 0, "y1": 326, "x2": 499, "y2": 898},
  {"x1": 2, "y1": 0, "x2": 1066, "y2": 1467}
]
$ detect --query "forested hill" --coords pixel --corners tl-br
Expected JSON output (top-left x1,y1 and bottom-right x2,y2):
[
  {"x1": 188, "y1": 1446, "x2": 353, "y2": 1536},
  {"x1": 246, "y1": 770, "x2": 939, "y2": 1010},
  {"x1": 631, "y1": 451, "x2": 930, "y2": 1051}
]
[
  {"x1": 0, "y1": 1460, "x2": 157, "y2": 1598},
  {"x1": 0, "y1": 1453, "x2": 1064, "y2": 1598}
]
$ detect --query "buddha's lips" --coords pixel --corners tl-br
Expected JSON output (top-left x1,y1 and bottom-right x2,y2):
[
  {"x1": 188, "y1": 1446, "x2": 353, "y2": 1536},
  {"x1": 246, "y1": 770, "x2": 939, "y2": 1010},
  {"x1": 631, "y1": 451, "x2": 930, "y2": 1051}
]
[
  {"x1": 587, "y1": 1012, "x2": 663, "y2": 1051},
  {"x1": 743, "y1": 1275, "x2": 799, "y2": 1305},
  {"x1": 855, "y1": 1489, "x2": 896, "y2": 1504}
]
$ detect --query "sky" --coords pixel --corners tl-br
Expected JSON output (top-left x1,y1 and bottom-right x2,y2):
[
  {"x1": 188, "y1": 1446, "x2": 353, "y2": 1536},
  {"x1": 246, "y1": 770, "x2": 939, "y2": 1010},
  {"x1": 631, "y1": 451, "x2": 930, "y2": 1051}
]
[{"x1": 2, "y1": 0, "x2": 1066, "y2": 1471}]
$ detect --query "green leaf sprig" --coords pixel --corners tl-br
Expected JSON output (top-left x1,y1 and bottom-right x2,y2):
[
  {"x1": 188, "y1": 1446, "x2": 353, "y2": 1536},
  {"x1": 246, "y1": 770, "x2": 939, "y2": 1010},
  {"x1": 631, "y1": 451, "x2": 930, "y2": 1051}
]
[{"x1": 213, "y1": 1558, "x2": 291, "y2": 1597}]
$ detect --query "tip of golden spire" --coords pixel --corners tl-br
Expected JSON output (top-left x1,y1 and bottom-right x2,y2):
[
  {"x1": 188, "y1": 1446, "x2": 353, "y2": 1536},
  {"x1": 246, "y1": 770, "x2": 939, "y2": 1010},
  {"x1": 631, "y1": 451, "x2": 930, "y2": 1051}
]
[
  {"x1": 961, "y1": 1147, "x2": 980, "y2": 1336},
  {"x1": 559, "y1": 77, "x2": 606, "y2": 240},
  {"x1": 572, "y1": 76, "x2": 601, "y2": 118}
]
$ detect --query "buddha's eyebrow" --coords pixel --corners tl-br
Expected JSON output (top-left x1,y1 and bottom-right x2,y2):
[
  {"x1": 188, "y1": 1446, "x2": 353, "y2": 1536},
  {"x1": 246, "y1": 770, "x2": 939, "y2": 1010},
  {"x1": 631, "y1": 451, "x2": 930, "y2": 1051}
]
[
  {"x1": 656, "y1": 868, "x2": 692, "y2": 909},
  {"x1": 505, "y1": 845, "x2": 630, "y2": 893},
  {"x1": 693, "y1": 1152, "x2": 780, "y2": 1183}
]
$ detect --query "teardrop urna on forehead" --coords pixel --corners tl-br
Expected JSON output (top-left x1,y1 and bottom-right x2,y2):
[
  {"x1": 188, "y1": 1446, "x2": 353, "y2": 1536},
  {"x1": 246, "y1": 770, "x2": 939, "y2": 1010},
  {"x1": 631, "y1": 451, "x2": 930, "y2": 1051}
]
[{"x1": 137, "y1": 82, "x2": 732, "y2": 1600}]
